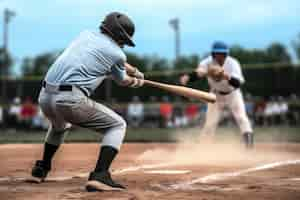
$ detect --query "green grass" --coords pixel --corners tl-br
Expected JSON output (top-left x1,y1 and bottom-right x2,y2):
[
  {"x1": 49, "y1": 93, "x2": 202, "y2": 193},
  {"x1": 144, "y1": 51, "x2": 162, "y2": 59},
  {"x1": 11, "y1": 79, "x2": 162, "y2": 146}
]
[
  {"x1": 215, "y1": 126, "x2": 300, "y2": 142},
  {"x1": 0, "y1": 126, "x2": 299, "y2": 144},
  {"x1": 0, "y1": 128, "x2": 174, "y2": 144}
]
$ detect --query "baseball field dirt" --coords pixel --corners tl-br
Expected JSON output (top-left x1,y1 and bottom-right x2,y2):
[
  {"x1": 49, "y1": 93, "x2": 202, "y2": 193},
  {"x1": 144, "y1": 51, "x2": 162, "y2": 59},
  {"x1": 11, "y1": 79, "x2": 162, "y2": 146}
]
[{"x1": 1, "y1": 142, "x2": 300, "y2": 200}]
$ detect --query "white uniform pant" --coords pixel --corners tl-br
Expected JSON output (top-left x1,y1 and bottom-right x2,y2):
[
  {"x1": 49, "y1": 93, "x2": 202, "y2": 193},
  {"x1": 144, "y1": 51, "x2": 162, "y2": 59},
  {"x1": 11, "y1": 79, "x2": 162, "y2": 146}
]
[
  {"x1": 201, "y1": 89, "x2": 253, "y2": 136},
  {"x1": 38, "y1": 85, "x2": 126, "y2": 150}
]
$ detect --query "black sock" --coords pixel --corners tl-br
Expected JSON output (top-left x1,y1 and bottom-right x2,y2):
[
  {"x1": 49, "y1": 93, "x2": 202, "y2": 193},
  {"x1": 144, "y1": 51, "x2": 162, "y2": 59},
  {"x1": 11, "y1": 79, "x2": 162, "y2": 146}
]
[
  {"x1": 94, "y1": 146, "x2": 118, "y2": 172},
  {"x1": 42, "y1": 142, "x2": 59, "y2": 167},
  {"x1": 243, "y1": 132, "x2": 254, "y2": 148}
]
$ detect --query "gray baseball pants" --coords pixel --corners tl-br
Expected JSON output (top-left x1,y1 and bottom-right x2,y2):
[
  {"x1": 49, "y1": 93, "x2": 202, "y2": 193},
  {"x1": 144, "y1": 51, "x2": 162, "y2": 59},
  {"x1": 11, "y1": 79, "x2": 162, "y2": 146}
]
[{"x1": 38, "y1": 83, "x2": 126, "y2": 150}]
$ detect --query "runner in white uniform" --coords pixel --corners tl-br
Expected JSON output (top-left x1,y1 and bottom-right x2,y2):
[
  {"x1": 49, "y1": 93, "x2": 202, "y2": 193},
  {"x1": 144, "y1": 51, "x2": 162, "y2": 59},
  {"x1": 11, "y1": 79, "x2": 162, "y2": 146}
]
[{"x1": 180, "y1": 41, "x2": 254, "y2": 148}]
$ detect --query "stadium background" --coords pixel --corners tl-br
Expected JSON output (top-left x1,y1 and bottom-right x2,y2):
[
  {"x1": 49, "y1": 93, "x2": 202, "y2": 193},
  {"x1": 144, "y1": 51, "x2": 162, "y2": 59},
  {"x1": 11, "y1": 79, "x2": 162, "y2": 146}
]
[{"x1": 1, "y1": 1, "x2": 300, "y2": 199}]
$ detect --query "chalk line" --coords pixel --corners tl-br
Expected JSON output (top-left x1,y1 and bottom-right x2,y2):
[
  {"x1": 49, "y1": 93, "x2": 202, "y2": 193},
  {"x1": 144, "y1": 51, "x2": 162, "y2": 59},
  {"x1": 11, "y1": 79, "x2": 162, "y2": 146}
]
[
  {"x1": 73, "y1": 162, "x2": 175, "y2": 178},
  {"x1": 144, "y1": 170, "x2": 191, "y2": 174},
  {"x1": 170, "y1": 159, "x2": 300, "y2": 190}
]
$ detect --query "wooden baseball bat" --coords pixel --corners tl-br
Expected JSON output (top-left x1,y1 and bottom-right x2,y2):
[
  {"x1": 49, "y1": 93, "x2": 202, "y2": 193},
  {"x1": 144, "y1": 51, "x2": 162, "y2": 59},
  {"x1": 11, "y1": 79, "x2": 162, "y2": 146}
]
[{"x1": 143, "y1": 80, "x2": 216, "y2": 103}]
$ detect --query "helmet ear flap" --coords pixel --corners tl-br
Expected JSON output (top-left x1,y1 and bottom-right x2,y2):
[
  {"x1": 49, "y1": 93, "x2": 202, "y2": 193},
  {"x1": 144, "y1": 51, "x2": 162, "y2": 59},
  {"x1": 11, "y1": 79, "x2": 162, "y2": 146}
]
[{"x1": 100, "y1": 12, "x2": 135, "y2": 47}]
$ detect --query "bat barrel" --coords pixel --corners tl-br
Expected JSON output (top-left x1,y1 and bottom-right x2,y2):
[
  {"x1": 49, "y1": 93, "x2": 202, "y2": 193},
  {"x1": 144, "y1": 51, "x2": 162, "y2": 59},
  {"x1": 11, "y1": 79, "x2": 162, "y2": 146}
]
[{"x1": 144, "y1": 80, "x2": 216, "y2": 103}]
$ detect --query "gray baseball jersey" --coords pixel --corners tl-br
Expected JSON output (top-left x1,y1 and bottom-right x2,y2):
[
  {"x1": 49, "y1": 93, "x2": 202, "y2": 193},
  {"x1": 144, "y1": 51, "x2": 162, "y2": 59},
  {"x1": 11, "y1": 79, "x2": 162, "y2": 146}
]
[{"x1": 45, "y1": 30, "x2": 127, "y2": 96}]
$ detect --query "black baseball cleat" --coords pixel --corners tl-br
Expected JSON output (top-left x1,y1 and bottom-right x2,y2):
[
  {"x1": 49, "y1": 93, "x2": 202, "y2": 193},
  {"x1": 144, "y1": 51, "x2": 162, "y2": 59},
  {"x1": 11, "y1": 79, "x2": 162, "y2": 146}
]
[
  {"x1": 85, "y1": 171, "x2": 126, "y2": 192},
  {"x1": 27, "y1": 160, "x2": 51, "y2": 183},
  {"x1": 242, "y1": 132, "x2": 254, "y2": 149}
]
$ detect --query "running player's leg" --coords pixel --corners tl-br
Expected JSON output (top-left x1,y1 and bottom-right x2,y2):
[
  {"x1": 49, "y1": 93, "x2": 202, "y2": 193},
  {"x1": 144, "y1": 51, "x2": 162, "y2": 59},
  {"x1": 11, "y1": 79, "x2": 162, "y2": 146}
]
[
  {"x1": 200, "y1": 100, "x2": 223, "y2": 141},
  {"x1": 229, "y1": 90, "x2": 254, "y2": 148}
]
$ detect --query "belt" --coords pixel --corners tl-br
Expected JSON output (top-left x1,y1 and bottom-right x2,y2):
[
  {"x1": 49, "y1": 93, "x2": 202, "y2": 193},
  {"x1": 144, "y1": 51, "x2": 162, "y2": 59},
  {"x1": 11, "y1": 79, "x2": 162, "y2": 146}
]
[
  {"x1": 42, "y1": 81, "x2": 88, "y2": 97},
  {"x1": 213, "y1": 89, "x2": 232, "y2": 96},
  {"x1": 218, "y1": 91, "x2": 231, "y2": 95}
]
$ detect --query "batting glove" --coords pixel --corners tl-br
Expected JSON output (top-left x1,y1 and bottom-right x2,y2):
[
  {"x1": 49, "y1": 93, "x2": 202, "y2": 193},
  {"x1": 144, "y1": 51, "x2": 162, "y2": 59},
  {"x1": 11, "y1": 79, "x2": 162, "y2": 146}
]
[
  {"x1": 129, "y1": 77, "x2": 144, "y2": 88},
  {"x1": 132, "y1": 68, "x2": 144, "y2": 79}
]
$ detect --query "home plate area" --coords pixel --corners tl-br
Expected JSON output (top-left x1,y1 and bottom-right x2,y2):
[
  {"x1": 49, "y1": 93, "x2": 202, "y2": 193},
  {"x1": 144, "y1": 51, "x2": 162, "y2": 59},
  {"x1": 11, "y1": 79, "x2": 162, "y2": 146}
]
[{"x1": 1, "y1": 143, "x2": 300, "y2": 200}]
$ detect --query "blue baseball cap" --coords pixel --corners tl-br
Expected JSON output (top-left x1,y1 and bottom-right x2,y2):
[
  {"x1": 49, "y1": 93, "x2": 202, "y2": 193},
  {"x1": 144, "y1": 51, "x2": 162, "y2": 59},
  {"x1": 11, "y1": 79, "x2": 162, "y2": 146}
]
[{"x1": 211, "y1": 41, "x2": 229, "y2": 54}]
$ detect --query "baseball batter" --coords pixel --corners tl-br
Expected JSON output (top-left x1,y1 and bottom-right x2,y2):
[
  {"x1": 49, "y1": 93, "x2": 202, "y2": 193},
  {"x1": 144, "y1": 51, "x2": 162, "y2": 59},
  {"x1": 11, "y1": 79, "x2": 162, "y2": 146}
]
[
  {"x1": 28, "y1": 12, "x2": 144, "y2": 191},
  {"x1": 180, "y1": 41, "x2": 254, "y2": 148}
]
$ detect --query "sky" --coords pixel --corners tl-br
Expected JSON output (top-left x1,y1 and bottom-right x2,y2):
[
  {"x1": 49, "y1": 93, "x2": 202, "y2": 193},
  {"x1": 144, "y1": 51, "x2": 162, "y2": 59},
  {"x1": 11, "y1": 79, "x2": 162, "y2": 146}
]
[{"x1": 0, "y1": 0, "x2": 299, "y2": 75}]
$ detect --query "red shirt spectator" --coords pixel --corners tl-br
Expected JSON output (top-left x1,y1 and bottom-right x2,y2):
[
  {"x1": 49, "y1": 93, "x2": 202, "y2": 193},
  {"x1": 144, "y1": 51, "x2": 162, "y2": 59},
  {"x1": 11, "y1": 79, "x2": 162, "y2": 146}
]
[
  {"x1": 185, "y1": 103, "x2": 199, "y2": 120},
  {"x1": 160, "y1": 103, "x2": 173, "y2": 119},
  {"x1": 254, "y1": 100, "x2": 266, "y2": 115},
  {"x1": 20, "y1": 97, "x2": 37, "y2": 120}
]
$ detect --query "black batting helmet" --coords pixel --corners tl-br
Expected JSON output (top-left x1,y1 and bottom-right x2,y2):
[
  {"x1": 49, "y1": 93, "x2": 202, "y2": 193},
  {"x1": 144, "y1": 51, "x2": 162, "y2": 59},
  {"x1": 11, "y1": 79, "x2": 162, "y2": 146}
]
[{"x1": 100, "y1": 12, "x2": 135, "y2": 47}]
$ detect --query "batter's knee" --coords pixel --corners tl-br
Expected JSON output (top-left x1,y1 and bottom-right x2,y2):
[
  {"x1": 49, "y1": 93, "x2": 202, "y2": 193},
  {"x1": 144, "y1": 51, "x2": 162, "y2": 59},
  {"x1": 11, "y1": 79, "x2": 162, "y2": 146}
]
[
  {"x1": 113, "y1": 115, "x2": 127, "y2": 130},
  {"x1": 120, "y1": 118, "x2": 127, "y2": 130},
  {"x1": 102, "y1": 118, "x2": 127, "y2": 150},
  {"x1": 45, "y1": 125, "x2": 70, "y2": 146},
  {"x1": 116, "y1": 118, "x2": 127, "y2": 139}
]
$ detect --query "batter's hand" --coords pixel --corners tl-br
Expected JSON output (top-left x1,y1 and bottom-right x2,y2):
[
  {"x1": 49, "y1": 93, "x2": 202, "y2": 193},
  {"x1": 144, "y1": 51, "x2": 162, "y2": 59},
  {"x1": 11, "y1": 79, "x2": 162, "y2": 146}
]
[
  {"x1": 132, "y1": 68, "x2": 144, "y2": 79},
  {"x1": 129, "y1": 77, "x2": 144, "y2": 88},
  {"x1": 180, "y1": 74, "x2": 190, "y2": 85},
  {"x1": 222, "y1": 72, "x2": 230, "y2": 81},
  {"x1": 207, "y1": 65, "x2": 225, "y2": 82}
]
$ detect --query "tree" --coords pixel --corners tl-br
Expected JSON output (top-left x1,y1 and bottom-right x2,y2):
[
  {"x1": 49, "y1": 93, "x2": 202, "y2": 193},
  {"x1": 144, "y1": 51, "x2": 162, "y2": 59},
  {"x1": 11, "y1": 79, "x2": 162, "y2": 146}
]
[
  {"x1": 292, "y1": 33, "x2": 300, "y2": 62},
  {"x1": 174, "y1": 54, "x2": 199, "y2": 71},
  {"x1": 230, "y1": 43, "x2": 291, "y2": 65},
  {"x1": 126, "y1": 52, "x2": 170, "y2": 72},
  {"x1": 22, "y1": 51, "x2": 59, "y2": 76},
  {"x1": 150, "y1": 56, "x2": 169, "y2": 71},
  {"x1": 126, "y1": 52, "x2": 149, "y2": 72},
  {"x1": 0, "y1": 47, "x2": 14, "y2": 75},
  {"x1": 266, "y1": 43, "x2": 291, "y2": 63}
]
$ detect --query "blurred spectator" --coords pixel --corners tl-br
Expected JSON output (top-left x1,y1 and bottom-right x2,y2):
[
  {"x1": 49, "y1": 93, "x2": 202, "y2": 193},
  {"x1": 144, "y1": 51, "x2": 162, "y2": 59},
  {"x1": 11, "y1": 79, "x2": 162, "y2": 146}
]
[
  {"x1": 287, "y1": 94, "x2": 300, "y2": 125},
  {"x1": 254, "y1": 97, "x2": 267, "y2": 126},
  {"x1": 198, "y1": 104, "x2": 208, "y2": 124},
  {"x1": 159, "y1": 96, "x2": 173, "y2": 128},
  {"x1": 127, "y1": 96, "x2": 144, "y2": 127},
  {"x1": 144, "y1": 96, "x2": 160, "y2": 128},
  {"x1": 272, "y1": 97, "x2": 281, "y2": 125},
  {"x1": 264, "y1": 97, "x2": 276, "y2": 125},
  {"x1": 278, "y1": 96, "x2": 288, "y2": 124},
  {"x1": 111, "y1": 98, "x2": 127, "y2": 118},
  {"x1": 173, "y1": 97, "x2": 188, "y2": 128},
  {"x1": 184, "y1": 100, "x2": 199, "y2": 126},
  {"x1": 20, "y1": 97, "x2": 37, "y2": 129},
  {"x1": 32, "y1": 107, "x2": 49, "y2": 130},
  {"x1": 1, "y1": 94, "x2": 298, "y2": 130},
  {"x1": 0, "y1": 104, "x2": 3, "y2": 127},
  {"x1": 245, "y1": 93, "x2": 255, "y2": 123},
  {"x1": 7, "y1": 97, "x2": 22, "y2": 129}
]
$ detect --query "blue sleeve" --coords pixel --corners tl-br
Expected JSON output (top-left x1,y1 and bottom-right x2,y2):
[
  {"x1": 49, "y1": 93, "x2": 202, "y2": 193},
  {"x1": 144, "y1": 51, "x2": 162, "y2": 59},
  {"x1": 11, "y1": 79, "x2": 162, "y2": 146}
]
[{"x1": 111, "y1": 59, "x2": 126, "y2": 82}]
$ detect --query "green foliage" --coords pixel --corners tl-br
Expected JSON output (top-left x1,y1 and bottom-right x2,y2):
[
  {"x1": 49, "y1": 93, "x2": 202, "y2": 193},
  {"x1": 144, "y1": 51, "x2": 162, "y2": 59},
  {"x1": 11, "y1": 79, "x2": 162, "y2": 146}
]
[
  {"x1": 266, "y1": 43, "x2": 291, "y2": 63},
  {"x1": 1, "y1": 127, "x2": 300, "y2": 143},
  {"x1": 22, "y1": 51, "x2": 60, "y2": 76},
  {"x1": 174, "y1": 54, "x2": 199, "y2": 71},
  {"x1": 230, "y1": 43, "x2": 291, "y2": 65},
  {"x1": 150, "y1": 55, "x2": 170, "y2": 71},
  {"x1": 0, "y1": 48, "x2": 13, "y2": 75},
  {"x1": 19, "y1": 40, "x2": 294, "y2": 78},
  {"x1": 292, "y1": 33, "x2": 300, "y2": 61},
  {"x1": 126, "y1": 52, "x2": 149, "y2": 72},
  {"x1": 126, "y1": 52, "x2": 170, "y2": 72}
]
